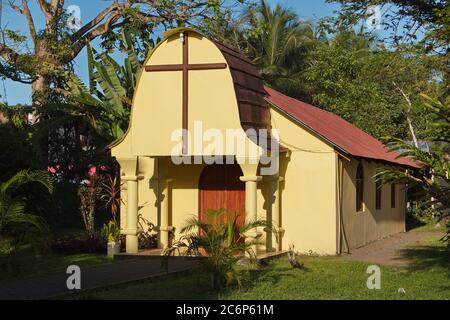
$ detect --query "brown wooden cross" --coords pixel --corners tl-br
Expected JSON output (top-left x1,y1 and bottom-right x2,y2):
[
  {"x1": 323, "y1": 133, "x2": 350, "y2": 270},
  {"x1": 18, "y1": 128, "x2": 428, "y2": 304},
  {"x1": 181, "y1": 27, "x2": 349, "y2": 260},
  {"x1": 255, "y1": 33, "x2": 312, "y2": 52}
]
[{"x1": 145, "y1": 32, "x2": 227, "y2": 154}]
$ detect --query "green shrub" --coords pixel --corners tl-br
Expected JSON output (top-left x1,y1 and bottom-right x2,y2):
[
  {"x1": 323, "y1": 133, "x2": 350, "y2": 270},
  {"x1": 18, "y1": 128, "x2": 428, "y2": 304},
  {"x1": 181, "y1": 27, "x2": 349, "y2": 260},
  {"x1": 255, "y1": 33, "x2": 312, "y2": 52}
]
[{"x1": 101, "y1": 220, "x2": 121, "y2": 242}]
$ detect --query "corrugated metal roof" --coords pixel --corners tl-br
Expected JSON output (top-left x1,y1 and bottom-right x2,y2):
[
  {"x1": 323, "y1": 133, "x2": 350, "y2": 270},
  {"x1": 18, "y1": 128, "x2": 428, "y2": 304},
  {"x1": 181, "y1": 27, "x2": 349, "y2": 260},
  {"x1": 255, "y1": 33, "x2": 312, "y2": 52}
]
[
  {"x1": 265, "y1": 86, "x2": 420, "y2": 168},
  {"x1": 214, "y1": 41, "x2": 283, "y2": 152}
]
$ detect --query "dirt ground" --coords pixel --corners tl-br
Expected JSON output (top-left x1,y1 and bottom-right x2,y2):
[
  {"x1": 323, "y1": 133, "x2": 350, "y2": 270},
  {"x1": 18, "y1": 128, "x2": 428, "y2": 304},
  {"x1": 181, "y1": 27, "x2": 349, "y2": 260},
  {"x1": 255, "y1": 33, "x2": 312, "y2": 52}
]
[{"x1": 342, "y1": 231, "x2": 445, "y2": 266}]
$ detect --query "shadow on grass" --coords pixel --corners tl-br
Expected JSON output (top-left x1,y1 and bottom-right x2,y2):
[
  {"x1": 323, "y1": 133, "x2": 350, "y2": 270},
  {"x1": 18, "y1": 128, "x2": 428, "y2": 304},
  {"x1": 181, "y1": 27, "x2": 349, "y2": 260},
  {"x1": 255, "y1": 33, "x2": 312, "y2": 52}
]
[
  {"x1": 398, "y1": 244, "x2": 449, "y2": 274},
  {"x1": 69, "y1": 268, "x2": 220, "y2": 300},
  {"x1": 240, "y1": 260, "x2": 310, "y2": 290},
  {"x1": 406, "y1": 215, "x2": 427, "y2": 232}
]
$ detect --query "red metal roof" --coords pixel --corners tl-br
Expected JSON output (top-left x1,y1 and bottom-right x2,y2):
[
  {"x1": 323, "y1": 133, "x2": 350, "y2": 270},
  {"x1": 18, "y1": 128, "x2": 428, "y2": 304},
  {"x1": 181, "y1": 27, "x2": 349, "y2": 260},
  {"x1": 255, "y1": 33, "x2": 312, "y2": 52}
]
[{"x1": 265, "y1": 87, "x2": 420, "y2": 168}]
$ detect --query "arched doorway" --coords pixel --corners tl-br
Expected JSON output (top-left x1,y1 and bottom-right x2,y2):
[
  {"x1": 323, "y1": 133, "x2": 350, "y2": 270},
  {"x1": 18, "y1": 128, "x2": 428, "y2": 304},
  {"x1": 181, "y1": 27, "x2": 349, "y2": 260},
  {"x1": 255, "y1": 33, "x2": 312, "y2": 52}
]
[{"x1": 199, "y1": 164, "x2": 245, "y2": 231}]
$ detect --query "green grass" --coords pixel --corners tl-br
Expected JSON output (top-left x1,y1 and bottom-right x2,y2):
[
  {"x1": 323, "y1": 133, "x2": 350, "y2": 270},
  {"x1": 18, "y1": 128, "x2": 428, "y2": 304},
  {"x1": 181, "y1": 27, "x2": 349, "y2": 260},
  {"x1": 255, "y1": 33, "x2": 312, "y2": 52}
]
[
  {"x1": 72, "y1": 235, "x2": 449, "y2": 300},
  {"x1": 0, "y1": 252, "x2": 113, "y2": 281},
  {"x1": 409, "y1": 221, "x2": 447, "y2": 233}
]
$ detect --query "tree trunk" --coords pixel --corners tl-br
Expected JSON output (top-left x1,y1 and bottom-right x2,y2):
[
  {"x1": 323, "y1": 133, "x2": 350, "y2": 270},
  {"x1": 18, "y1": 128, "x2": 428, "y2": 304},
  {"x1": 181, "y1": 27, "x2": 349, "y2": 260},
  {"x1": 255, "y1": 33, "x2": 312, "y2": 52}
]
[
  {"x1": 30, "y1": 74, "x2": 47, "y2": 124},
  {"x1": 406, "y1": 110, "x2": 419, "y2": 148},
  {"x1": 393, "y1": 82, "x2": 419, "y2": 148},
  {"x1": 30, "y1": 39, "x2": 55, "y2": 124}
]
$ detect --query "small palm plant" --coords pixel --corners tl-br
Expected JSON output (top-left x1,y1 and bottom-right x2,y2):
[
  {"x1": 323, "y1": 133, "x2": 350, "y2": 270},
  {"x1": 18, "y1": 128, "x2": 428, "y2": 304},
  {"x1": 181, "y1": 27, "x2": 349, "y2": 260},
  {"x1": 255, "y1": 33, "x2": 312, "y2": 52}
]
[
  {"x1": 164, "y1": 209, "x2": 274, "y2": 290},
  {"x1": 0, "y1": 170, "x2": 53, "y2": 253}
]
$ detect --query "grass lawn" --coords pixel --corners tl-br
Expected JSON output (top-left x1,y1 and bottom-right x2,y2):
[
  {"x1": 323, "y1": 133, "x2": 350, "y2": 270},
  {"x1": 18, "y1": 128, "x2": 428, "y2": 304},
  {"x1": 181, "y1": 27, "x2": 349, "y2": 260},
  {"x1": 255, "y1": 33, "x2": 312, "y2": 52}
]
[
  {"x1": 72, "y1": 234, "x2": 449, "y2": 300},
  {"x1": 0, "y1": 227, "x2": 113, "y2": 281},
  {"x1": 0, "y1": 251, "x2": 113, "y2": 281}
]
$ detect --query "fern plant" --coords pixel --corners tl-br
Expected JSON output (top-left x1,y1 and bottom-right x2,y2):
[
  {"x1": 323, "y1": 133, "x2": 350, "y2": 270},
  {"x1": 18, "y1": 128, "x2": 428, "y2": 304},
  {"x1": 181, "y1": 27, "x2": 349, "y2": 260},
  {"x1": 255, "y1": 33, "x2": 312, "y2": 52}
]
[{"x1": 0, "y1": 170, "x2": 53, "y2": 253}]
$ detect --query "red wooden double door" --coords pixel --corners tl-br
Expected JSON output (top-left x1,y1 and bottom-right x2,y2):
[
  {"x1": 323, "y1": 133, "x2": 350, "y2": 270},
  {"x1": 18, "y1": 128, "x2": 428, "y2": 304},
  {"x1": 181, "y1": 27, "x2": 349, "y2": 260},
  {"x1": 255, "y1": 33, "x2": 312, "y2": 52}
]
[{"x1": 199, "y1": 164, "x2": 245, "y2": 230}]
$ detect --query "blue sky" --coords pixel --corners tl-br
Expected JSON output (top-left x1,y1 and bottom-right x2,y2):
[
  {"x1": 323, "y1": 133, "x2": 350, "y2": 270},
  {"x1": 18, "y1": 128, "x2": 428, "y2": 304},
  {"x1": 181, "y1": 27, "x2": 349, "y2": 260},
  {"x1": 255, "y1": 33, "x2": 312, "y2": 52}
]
[{"x1": 1, "y1": 0, "x2": 341, "y2": 105}]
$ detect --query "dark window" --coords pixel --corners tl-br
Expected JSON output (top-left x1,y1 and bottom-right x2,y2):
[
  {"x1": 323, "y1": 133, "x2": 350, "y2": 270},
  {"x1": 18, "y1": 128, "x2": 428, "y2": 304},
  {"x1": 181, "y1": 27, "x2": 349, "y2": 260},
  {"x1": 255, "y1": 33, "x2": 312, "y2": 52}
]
[
  {"x1": 391, "y1": 184, "x2": 396, "y2": 208},
  {"x1": 356, "y1": 163, "x2": 364, "y2": 212},
  {"x1": 375, "y1": 181, "x2": 382, "y2": 210}
]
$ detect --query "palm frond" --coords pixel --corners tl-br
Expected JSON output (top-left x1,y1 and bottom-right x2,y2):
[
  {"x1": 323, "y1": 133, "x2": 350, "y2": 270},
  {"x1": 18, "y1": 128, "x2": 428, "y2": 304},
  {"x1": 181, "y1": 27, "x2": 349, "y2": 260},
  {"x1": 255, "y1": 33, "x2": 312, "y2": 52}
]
[{"x1": 0, "y1": 170, "x2": 53, "y2": 196}]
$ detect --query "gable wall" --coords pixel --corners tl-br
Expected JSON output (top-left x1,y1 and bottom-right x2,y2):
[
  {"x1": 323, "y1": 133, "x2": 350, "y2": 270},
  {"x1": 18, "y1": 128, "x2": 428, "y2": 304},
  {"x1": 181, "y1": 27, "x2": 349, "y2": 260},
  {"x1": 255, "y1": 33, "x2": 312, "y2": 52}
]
[
  {"x1": 270, "y1": 108, "x2": 338, "y2": 255},
  {"x1": 125, "y1": 32, "x2": 259, "y2": 157}
]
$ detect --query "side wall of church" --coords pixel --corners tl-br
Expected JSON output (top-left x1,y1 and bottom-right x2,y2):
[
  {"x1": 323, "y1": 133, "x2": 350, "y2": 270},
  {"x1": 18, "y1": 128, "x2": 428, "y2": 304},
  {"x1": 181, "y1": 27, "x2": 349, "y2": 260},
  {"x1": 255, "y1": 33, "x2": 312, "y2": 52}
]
[
  {"x1": 341, "y1": 159, "x2": 406, "y2": 250},
  {"x1": 270, "y1": 108, "x2": 338, "y2": 255}
]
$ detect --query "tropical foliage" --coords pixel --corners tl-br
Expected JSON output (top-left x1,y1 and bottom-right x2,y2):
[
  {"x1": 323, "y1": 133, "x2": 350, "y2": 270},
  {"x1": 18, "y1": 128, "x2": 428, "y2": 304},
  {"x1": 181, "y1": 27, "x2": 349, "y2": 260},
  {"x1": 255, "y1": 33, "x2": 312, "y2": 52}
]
[
  {"x1": 67, "y1": 30, "x2": 145, "y2": 140},
  {"x1": 301, "y1": 36, "x2": 440, "y2": 139},
  {"x1": 245, "y1": 0, "x2": 315, "y2": 79},
  {"x1": 0, "y1": 170, "x2": 53, "y2": 253},
  {"x1": 329, "y1": 0, "x2": 449, "y2": 53},
  {"x1": 98, "y1": 175, "x2": 122, "y2": 224},
  {"x1": 0, "y1": 0, "x2": 239, "y2": 118},
  {"x1": 163, "y1": 209, "x2": 274, "y2": 289},
  {"x1": 31, "y1": 30, "x2": 144, "y2": 185},
  {"x1": 206, "y1": 1, "x2": 442, "y2": 140},
  {"x1": 376, "y1": 94, "x2": 450, "y2": 243},
  {"x1": 0, "y1": 0, "x2": 447, "y2": 288}
]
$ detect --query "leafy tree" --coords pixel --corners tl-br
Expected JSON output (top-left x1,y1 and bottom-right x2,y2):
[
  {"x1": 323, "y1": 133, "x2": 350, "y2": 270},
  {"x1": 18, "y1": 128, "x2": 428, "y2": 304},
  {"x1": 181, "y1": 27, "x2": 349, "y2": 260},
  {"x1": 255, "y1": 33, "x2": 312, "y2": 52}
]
[
  {"x1": 289, "y1": 29, "x2": 440, "y2": 140},
  {"x1": 328, "y1": 0, "x2": 449, "y2": 84},
  {"x1": 0, "y1": 170, "x2": 53, "y2": 253},
  {"x1": 163, "y1": 209, "x2": 274, "y2": 289},
  {"x1": 0, "y1": 106, "x2": 42, "y2": 181},
  {"x1": 376, "y1": 94, "x2": 450, "y2": 244},
  {"x1": 0, "y1": 0, "x2": 242, "y2": 119},
  {"x1": 329, "y1": 0, "x2": 448, "y2": 49},
  {"x1": 367, "y1": 47, "x2": 442, "y2": 144},
  {"x1": 30, "y1": 29, "x2": 143, "y2": 183}
]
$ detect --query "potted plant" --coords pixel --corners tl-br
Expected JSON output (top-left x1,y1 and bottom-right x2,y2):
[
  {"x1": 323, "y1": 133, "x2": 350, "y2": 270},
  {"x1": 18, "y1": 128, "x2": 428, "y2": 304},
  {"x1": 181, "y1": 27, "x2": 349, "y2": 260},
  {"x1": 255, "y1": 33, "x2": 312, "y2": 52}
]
[{"x1": 101, "y1": 220, "x2": 121, "y2": 257}]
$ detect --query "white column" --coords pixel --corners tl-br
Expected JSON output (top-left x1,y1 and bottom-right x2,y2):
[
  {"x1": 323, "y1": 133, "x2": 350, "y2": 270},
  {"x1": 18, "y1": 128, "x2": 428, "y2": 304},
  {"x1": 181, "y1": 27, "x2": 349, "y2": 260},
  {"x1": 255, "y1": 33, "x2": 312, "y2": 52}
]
[
  {"x1": 157, "y1": 178, "x2": 172, "y2": 249},
  {"x1": 240, "y1": 175, "x2": 262, "y2": 256},
  {"x1": 121, "y1": 175, "x2": 143, "y2": 254},
  {"x1": 273, "y1": 177, "x2": 284, "y2": 251},
  {"x1": 265, "y1": 176, "x2": 283, "y2": 252}
]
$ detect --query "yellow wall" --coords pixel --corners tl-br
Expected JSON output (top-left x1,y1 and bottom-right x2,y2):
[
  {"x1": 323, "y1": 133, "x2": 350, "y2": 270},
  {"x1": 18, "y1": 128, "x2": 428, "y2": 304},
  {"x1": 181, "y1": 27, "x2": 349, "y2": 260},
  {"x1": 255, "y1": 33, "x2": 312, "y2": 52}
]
[
  {"x1": 341, "y1": 159, "x2": 406, "y2": 249},
  {"x1": 121, "y1": 31, "x2": 259, "y2": 157},
  {"x1": 270, "y1": 108, "x2": 338, "y2": 255}
]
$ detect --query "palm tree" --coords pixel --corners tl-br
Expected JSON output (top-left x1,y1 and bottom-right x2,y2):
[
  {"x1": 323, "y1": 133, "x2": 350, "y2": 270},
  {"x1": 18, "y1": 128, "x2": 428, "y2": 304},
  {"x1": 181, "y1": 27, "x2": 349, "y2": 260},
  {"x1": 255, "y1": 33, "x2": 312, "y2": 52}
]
[
  {"x1": 0, "y1": 170, "x2": 53, "y2": 252},
  {"x1": 163, "y1": 209, "x2": 276, "y2": 289},
  {"x1": 245, "y1": 0, "x2": 315, "y2": 79}
]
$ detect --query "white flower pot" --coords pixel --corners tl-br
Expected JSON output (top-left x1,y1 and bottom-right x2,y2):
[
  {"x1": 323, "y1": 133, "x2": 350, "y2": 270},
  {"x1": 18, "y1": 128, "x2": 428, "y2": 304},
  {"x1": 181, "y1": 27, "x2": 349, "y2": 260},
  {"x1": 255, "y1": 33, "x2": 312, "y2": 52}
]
[{"x1": 107, "y1": 241, "x2": 120, "y2": 257}]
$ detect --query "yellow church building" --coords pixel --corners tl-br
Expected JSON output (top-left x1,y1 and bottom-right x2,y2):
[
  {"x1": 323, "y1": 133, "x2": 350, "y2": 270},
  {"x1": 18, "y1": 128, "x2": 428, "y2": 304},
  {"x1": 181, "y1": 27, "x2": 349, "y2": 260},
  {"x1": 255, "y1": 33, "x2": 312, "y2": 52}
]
[{"x1": 110, "y1": 28, "x2": 418, "y2": 256}]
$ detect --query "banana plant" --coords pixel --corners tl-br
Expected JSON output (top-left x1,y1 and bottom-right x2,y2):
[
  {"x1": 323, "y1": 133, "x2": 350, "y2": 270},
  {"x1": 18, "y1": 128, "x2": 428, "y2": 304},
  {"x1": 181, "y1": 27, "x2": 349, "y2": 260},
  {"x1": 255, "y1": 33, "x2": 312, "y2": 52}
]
[{"x1": 67, "y1": 29, "x2": 146, "y2": 140}]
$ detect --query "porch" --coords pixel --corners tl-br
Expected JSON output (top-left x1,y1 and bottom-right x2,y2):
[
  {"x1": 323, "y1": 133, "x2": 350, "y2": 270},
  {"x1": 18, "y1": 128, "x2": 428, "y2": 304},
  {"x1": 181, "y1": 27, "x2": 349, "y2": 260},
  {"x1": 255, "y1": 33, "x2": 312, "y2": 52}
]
[{"x1": 118, "y1": 156, "x2": 285, "y2": 255}]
